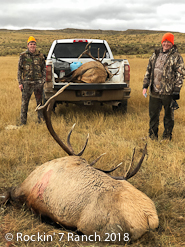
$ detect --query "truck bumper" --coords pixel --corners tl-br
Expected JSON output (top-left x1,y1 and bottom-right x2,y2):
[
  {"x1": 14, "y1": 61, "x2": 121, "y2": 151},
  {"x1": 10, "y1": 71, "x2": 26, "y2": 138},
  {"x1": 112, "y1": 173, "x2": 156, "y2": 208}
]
[{"x1": 44, "y1": 83, "x2": 131, "y2": 104}]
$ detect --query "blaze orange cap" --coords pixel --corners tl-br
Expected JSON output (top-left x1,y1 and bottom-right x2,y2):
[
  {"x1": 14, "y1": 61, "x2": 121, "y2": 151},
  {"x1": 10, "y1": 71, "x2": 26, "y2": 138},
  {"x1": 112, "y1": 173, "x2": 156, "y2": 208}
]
[
  {"x1": 27, "y1": 36, "x2": 36, "y2": 44},
  {"x1": 161, "y1": 33, "x2": 174, "y2": 45}
]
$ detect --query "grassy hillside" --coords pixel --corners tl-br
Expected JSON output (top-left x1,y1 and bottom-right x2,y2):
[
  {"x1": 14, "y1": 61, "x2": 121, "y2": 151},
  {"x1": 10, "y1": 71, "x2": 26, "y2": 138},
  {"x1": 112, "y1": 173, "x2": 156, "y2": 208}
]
[{"x1": 1, "y1": 28, "x2": 185, "y2": 56}]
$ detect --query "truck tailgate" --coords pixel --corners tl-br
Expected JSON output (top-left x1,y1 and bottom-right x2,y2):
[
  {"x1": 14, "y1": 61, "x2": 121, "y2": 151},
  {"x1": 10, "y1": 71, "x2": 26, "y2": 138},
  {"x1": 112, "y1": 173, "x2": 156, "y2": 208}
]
[{"x1": 53, "y1": 83, "x2": 129, "y2": 90}]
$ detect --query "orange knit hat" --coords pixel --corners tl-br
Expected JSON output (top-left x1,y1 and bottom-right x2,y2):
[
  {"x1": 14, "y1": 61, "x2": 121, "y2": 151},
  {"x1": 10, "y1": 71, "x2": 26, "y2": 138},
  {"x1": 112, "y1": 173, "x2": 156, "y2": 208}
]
[
  {"x1": 161, "y1": 33, "x2": 174, "y2": 45},
  {"x1": 27, "y1": 36, "x2": 36, "y2": 44}
]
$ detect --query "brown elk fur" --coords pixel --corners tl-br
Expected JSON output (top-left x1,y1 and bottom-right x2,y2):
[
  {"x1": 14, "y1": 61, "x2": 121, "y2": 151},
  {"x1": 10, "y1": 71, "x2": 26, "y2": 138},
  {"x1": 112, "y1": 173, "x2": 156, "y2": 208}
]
[
  {"x1": 8, "y1": 156, "x2": 158, "y2": 242},
  {"x1": 72, "y1": 61, "x2": 107, "y2": 83}
]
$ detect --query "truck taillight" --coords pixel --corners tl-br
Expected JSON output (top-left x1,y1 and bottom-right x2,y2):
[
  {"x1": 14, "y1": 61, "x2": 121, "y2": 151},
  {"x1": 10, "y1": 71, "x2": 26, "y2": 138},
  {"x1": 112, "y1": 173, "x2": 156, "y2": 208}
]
[
  {"x1": 73, "y1": 39, "x2": 88, "y2": 43},
  {"x1": 46, "y1": 65, "x2": 52, "y2": 82},
  {"x1": 124, "y1": 64, "x2": 130, "y2": 83}
]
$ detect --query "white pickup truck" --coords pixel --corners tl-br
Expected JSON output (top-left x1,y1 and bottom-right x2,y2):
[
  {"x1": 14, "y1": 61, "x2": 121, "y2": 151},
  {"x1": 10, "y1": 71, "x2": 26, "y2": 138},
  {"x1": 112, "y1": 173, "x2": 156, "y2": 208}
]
[{"x1": 44, "y1": 39, "x2": 131, "y2": 112}]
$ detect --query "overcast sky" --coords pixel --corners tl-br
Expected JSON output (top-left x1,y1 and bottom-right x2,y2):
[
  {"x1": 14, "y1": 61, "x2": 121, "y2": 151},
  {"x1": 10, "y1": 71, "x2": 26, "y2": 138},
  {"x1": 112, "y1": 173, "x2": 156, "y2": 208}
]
[{"x1": 1, "y1": 0, "x2": 185, "y2": 33}]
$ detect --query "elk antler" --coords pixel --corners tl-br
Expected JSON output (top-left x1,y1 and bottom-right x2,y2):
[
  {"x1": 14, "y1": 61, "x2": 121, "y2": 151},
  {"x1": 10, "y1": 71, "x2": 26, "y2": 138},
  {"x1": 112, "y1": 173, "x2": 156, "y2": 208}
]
[
  {"x1": 78, "y1": 42, "x2": 119, "y2": 79},
  {"x1": 110, "y1": 143, "x2": 147, "y2": 180},
  {"x1": 35, "y1": 84, "x2": 89, "y2": 156},
  {"x1": 67, "y1": 123, "x2": 89, "y2": 156},
  {"x1": 104, "y1": 66, "x2": 120, "y2": 80},
  {"x1": 78, "y1": 42, "x2": 106, "y2": 63},
  {"x1": 90, "y1": 153, "x2": 123, "y2": 173},
  {"x1": 94, "y1": 162, "x2": 123, "y2": 174},
  {"x1": 89, "y1": 153, "x2": 106, "y2": 166}
]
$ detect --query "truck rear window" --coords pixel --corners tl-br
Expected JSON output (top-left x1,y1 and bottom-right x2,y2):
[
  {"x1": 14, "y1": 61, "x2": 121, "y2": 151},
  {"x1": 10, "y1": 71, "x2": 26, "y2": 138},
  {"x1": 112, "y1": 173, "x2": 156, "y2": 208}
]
[{"x1": 53, "y1": 42, "x2": 109, "y2": 59}]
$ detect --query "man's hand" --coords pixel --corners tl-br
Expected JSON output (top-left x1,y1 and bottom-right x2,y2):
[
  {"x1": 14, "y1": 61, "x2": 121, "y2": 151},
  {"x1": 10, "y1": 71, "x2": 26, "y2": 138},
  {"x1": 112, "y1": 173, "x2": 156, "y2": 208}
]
[
  {"x1": 143, "y1": 88, "x2": 147, "y2": 97},
  {"x1": 19, "y1": 84, "x2": 23, "y2": 92}
]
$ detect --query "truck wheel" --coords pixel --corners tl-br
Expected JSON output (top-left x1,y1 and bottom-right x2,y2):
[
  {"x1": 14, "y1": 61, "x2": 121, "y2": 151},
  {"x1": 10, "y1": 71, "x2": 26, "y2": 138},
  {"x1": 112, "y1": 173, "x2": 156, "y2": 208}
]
[{"x1": 112, "y1": 100, "x2": 127, "y2": 114}]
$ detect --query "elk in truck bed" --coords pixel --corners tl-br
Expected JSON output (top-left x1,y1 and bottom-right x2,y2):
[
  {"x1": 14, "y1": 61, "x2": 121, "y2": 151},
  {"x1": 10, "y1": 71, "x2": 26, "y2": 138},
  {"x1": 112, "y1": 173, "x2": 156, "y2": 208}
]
[{"x1": 44, "y1": 39, "x2": 131, "y2": 112}]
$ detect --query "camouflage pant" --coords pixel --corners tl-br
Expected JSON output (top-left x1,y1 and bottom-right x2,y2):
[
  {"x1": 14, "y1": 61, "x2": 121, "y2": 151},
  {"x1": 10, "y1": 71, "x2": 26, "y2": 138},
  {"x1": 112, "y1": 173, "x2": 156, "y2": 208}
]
[
  {"x1": 20, "y1": 82, "x2": 44, "y2": 125},
  {"x1": 149, "y1": 95, "x2": 174, "y2": 140}
]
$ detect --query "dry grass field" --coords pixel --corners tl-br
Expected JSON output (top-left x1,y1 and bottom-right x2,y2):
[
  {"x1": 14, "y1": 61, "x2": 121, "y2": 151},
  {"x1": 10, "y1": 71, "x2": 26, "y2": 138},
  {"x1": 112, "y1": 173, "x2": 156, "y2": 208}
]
[{"x1": 0, "y1": 29, "x2": 185, "y2": 247}]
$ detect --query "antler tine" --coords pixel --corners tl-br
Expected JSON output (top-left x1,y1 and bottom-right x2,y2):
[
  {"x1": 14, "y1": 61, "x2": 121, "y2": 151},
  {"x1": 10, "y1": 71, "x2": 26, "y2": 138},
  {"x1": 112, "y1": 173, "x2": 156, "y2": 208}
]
[
  {"x1": 78, "y1": 51, "x2": 86, "y2": 60},
  {"x1": 104, "y1": 66, "x2": 119, "y2": 80},
  {"x1": 90, "y1": 153, "x2": 106, "y2": 166},
  {"x1": 98, "y1": 48, "x2": 100, "y2": 60},
  {"x1": 78, "y1": 42, "x2": 100, "y2": 63},
  {"x1": 77, "y1": 133, "x2": 89, "y2": 156},
  {"x1": 104, "y1": 67, "x2": 114, "y2": 80},
  {"x1": 67, "y1": 123, "x2": 89, "y2": 156},
  {"x1": 85, "y1": 41, "x2": 92, "y2": 50},
  {"x1": 113, "y1": 67, "x2": 120, "y2": 76},
  {"x1": 36, "y1": 84, "x2": 88, "y2": 156},
  {"x1": 90, "y1": 152, "x2": 123, "y2": 174},
  {"x1": 96, "y1": 162, "x2": 123, "y2": 174},
  {"x1": 124, "y1": 148, "x2": 135, "y2": 179},
  {"x1": 100, "y1": 50, "x2": 106, "y2": 63},
  {"x1": 84, "y1": 51, "x2": 99, "y2": 62},
  {"x1": 125, "y1": 143, "x2": 147, "y2": 180},
  {"x1": 78, "y1": 42, "x2": 92, "y2": 60},
  {"x1": 67, "y1": 123, "x2": 76, "y2": 154},
  {"x1": 108, "y1": 62, "x2": 116, "y2": 66},
  {"x1": 110, "y1": 144, "x2": 147, "y2": 181}
]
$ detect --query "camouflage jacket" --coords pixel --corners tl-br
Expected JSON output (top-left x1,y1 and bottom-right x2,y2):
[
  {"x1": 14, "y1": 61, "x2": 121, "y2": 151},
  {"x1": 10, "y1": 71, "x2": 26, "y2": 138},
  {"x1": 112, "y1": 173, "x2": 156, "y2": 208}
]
[
  {"x1": 18, "y1": 49, "x2": 46, "y2": 85},
  {"x1": 143, "y1": 45, "x2": 184, "y2": 95}
]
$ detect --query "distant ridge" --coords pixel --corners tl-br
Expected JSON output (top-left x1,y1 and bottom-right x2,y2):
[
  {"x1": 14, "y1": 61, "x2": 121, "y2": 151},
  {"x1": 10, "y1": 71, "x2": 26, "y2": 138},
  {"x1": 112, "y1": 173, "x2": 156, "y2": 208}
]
[
  {"x1": 123, "y1": 29, "x2": 171, "y2": 34},
  {"x1": 60, "y1": 28, "x2": 122, "y2": 35},
  {"x1": 0, "y1": 28, "x2": 179, "y2": 35}
]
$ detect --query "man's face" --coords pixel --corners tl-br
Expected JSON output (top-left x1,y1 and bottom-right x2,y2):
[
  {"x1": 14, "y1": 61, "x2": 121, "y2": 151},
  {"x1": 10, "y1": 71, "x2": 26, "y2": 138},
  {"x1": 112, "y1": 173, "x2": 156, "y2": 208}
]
[
  {"x1": 27, "y1": 41, "x2": 36, "y2": 53},
  {"x1": 162, "y1": 40, "x2": 173, "y2": 52}
]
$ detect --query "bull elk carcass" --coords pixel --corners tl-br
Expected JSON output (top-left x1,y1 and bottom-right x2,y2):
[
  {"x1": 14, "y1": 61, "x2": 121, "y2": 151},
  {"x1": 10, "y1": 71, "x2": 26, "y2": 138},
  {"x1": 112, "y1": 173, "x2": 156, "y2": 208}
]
[
  {"x1": 56, "y1": 42, "x2": 119, "y2": 84},
  {"x1": 0, "y1": 85, "x2": 159, "y2": 243}
]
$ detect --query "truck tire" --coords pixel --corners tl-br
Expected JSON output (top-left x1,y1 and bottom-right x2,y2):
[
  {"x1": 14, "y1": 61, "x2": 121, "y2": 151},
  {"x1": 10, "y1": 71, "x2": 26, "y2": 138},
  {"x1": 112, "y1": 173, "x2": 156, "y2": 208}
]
[{"x1": 112, "y1": 100, "x2": 127, "y2": 114}]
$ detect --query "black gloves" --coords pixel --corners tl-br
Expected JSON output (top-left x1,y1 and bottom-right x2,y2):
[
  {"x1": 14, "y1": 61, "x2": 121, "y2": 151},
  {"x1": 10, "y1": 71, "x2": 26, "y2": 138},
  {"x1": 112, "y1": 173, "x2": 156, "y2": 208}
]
[
  {"x1": 173, "y1": 92, "x2": 180, "y2": 100},
  {"x1": 170, "y1": 100, "x2": 179, "y2": 110},
  {"x1": 171, "y1": 89, "x2": 180, "y2": 110}
]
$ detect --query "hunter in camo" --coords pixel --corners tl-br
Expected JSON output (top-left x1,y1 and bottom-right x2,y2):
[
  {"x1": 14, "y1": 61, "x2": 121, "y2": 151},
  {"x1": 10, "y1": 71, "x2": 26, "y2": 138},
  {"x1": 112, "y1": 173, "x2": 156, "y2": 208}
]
[
  {"x1": 18, "y1": 36, "x2": 46, "y2": 125},
  {"x1": 143, "y1": 33, "x2": 184, "y2": 140}
]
